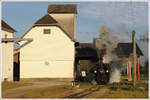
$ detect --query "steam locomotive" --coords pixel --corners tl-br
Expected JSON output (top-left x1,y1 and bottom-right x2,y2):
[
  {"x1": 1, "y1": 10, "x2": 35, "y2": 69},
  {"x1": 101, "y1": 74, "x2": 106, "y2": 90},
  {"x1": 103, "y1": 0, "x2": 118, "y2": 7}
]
[
  {"x1": 86, "y1": 62, "x2": 111, "y2": 84},
  {"x1": 76, "y1": 48, "x2": 111, "y2": 84}
]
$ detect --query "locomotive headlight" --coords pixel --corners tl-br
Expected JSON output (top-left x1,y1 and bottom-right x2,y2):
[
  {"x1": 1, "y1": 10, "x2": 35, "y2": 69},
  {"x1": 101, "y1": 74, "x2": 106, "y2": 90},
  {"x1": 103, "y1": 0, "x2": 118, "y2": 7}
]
[
  {"x1": 106, "y1": 70, "x2": 109, "y2": 73},
  {"x1": 94, "y1": 70, "x2": 97, "y2": 73}
]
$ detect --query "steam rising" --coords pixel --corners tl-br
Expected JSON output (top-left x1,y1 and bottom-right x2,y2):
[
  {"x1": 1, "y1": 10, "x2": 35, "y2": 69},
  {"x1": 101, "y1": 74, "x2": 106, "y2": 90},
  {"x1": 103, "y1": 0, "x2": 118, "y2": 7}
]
[
  {"x1": 109, "y1": 67, "x2": 121, "y2": 83},
  {"x1": 95, "y1": 26, "x2": 127, "y2": 83},
  {"x1": 96, "y1": 26, "x2": 119, "y2": 63}
]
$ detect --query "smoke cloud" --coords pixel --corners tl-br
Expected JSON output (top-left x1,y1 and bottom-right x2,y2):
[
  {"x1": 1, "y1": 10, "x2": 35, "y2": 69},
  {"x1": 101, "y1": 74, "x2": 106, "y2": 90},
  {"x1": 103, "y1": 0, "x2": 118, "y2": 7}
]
[
  {"x1": 96, "y1": 26, "x2": 120, "y2": 63},
  {"x1": 95, "y1": 26, "x2": 128, "y2": 83},
  {"x1": 109, "y1": 66, "x2": 121, "y2": 83}
]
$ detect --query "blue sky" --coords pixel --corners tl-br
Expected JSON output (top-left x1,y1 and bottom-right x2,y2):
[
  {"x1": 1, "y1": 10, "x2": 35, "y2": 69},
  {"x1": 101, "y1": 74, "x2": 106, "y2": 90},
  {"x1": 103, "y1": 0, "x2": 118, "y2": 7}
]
[{"x1": 2, "y1": 1, "x2": 148, "y2": 43}]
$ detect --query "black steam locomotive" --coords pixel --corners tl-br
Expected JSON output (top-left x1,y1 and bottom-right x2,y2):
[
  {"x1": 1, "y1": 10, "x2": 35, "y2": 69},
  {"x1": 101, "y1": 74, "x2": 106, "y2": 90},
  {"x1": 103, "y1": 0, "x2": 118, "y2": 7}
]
[
  {"x1": 75, "y1": 48, "x2": 111, "y2": 84},
  {"x1": 86, "y1": 62, "x2": 111, "y2": 84}
]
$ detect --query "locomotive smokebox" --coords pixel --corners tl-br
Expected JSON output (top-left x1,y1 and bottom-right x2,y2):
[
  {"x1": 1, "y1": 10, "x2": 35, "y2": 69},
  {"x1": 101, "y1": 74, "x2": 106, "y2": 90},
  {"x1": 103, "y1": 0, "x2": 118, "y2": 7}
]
[{"x1": 87, "y1": 61, "x2": 111, "y2": 84}]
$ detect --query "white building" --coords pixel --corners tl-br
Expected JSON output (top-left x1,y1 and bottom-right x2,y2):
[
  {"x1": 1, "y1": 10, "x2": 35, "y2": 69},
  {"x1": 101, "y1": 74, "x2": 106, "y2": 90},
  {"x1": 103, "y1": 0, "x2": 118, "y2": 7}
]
[
  {"x1": 19, "y1": 4, "x2": 78, "y2": 80},
  {"x1": 1, "y1": 20, "x2": 16, "y2": 81}
]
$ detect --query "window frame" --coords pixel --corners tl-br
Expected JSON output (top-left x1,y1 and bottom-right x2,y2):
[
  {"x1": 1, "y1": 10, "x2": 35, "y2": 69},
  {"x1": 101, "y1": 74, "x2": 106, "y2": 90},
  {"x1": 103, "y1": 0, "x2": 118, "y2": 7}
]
[{"x1": 43, "y1": 29, "x2": 51, "y2": 34}]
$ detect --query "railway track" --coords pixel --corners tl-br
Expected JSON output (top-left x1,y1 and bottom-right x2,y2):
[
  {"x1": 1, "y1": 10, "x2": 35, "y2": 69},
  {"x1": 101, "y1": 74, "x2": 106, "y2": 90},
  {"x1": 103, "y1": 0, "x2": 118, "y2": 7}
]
[{"x1": 63, "y1": 85, "x2": 100, "y2": 98}]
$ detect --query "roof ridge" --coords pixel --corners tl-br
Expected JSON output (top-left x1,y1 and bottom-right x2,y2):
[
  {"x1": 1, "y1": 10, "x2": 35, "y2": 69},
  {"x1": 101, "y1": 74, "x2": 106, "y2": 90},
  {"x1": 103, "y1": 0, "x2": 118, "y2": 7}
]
[
  {"x1": 34, "y1": 14, "x2": 58, "y2": 25},
  {"x1": 48, "y1": 4, "x2": 77, "y2": 14}
]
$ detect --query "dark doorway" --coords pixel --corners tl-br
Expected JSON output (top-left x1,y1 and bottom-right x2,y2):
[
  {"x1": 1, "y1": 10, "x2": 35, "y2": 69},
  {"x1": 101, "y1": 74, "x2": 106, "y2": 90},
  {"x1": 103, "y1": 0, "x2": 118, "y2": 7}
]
[
  {"x1": 13, "y1": 62, "x2": 20, "y2": 81},
  {"x1": 13, "y1": 50, "x2": 20, "y2": 81}
]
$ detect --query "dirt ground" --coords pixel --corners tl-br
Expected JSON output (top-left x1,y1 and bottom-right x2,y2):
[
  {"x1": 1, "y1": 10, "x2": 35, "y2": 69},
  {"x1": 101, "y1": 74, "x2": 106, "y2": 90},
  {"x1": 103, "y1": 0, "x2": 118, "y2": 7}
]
[
  {"x1": 2, "y1": 79, "x2": 149, "y2": 98},
  {"x1": 2, "y1": 79, "x2": 71, "y2": 98}
]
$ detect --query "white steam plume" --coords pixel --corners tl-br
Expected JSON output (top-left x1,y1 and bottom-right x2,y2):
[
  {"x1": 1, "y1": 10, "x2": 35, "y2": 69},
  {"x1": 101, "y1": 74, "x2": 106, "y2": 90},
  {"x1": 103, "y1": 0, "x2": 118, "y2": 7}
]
[{"x1": 95, "y1": 26, "x2": 129, "y2": 83}]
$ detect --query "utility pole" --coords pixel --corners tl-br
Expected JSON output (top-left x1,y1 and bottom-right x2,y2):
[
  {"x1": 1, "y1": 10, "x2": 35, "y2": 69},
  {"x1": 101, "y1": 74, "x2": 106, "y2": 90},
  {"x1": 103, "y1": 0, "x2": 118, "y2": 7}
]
[{"x1": 132, "y1": 30, "x2": 137, "y2": 86}]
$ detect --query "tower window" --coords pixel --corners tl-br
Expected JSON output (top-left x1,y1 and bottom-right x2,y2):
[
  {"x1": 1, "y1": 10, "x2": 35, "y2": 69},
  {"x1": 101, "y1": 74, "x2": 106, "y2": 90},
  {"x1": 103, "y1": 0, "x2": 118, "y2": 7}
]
[{"x1": 44, "y1": 29, "x2": 51, "y2": 34}]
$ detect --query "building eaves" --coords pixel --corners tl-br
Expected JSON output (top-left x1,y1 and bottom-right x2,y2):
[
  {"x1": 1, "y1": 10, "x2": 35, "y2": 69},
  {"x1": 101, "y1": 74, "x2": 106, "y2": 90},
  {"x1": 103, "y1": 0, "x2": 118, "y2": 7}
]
[{"x1": 2, "y1": 20, "x2": 16, "y2": 33}]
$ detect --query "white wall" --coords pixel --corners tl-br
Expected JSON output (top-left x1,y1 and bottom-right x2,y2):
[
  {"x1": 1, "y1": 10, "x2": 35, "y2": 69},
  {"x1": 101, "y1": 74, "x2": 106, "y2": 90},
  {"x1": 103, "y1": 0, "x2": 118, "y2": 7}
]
[
  {"x1": 2, "y1": 30, "x2": 14, "y2": 81},
  {"x1": 20, "y1": 26, "x2": 75, "y2": 78}
]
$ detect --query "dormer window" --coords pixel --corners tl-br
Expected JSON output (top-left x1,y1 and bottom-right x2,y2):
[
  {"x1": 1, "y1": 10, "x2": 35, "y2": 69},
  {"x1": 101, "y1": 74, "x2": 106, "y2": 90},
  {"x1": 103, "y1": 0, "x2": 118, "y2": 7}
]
[{"x1": 44, "y1": 29, "x2": 51, "y2": 34}]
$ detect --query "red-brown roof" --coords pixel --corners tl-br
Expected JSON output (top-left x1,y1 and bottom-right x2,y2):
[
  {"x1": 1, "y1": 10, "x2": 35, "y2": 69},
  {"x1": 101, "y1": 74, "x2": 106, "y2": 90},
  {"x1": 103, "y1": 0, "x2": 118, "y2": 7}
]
[
  {"x1": 35, "y1": 14, "x2": 58, "y2": 25},
  {"x1": 2, "y1": 20, "x2": 16, "y2": 32},
  {"x1": 48, "y1": 4, "x2": 77, "y2": 14}
]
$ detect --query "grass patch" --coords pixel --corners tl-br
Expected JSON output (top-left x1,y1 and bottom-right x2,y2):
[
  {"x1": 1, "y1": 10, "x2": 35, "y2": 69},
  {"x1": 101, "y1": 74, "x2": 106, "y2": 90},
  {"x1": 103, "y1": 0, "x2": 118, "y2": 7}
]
[
  {"x1": 106, "y1": 81, "x2": 148, "y2": 98},
  {"x1": 108, "y1": 81, "x2": 148, "y2": 91},
  {"x1": 121, "y1": 74, "x2": 149, "y2": 80},
  {"x1": 2, "y1": 81, "x2": 33, "y2": 91},
  {"x1": 105, "y1": 89, "x2": 148, "y2": 98},
  {"x1": 140, "y1": 74, "x2": 149, "y2": 80},
  {"x1": 121, "y1": 74, "x2": 127, "y2": 80}
]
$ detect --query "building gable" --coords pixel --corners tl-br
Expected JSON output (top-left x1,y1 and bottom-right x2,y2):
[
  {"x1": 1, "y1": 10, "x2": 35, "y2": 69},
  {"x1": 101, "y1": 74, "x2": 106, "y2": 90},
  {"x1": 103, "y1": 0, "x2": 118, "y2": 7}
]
[
  {"x1": 21, "y1": 14, "x2": 76, "y2": 42},
  {"x1": 35, "y1": 14, "x2": 58, "y2": 25},
  {"x1": 2, "y1": 20, "x2": 16, "y2": 33}
]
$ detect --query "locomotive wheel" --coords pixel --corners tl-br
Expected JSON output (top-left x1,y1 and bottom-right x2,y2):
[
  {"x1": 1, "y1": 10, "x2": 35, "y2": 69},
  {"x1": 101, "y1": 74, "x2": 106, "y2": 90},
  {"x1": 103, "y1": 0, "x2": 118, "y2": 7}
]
[
  {"x1": 102, "y1": 74, "x2": 109, "y2": 84},
  {"x1": 86, "y1": 73, "x2": 95, "y2": 83},
  {"x1": 96, "y1": 74, "x2": 109, "y2": 84},
  {"x1": 96, "y1": 75, "x2": 101, "y2": 84}
]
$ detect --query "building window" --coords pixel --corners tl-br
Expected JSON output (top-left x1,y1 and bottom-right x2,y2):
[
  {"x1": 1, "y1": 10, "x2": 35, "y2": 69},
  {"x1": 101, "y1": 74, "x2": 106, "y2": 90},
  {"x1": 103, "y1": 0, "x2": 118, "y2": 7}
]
[
  {"x1": 5, "y1": 34, "x2": 7, "y2": 38},
  {"x1": 44, "y1": 61, "x2": 49, "y2": 66},
  {"x1": 44, "y1": 29, "x2": 51, "y2": 34}
]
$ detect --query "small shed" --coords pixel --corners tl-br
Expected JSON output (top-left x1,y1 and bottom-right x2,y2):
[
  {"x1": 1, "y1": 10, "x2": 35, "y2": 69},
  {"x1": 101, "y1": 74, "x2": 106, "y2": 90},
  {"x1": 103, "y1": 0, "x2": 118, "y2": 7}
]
[
  {"x1": 115, "y1": 43, "x2": 143, "y2": 57},
  {"x1": 115, "y1": 43, "x2": 143, "y2": 81}
]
